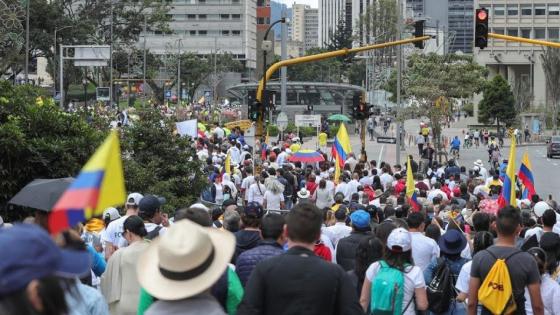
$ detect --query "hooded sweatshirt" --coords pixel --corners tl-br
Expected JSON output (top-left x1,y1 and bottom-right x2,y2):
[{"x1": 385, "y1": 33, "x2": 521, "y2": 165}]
[{"x1": 233, "y1": 229, "x2": 261, "y2": 263}]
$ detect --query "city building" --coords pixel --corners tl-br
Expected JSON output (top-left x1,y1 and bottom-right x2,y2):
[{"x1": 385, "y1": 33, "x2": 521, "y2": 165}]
[
  {"x1": 141, "y1": 0, "x2": 257, "y2": 73},
  {"x1": 273, "y1": 39, "x2": 304, "y2": 57},
  {"x1": 291, "y1": 4, "x2": 319, "y2": 52},
  {"x1": 256, "y1": 0, "x2": 272, "y2": 78},
  {"x1": 406, "y1": 0, "x2": 473, "y2": 53},
  {"x1": 474, "y1": 0, "x2": 560, "y2": 108},
  {"x1": 319, "y1": 0, "x2": 374, "y2": 47}
]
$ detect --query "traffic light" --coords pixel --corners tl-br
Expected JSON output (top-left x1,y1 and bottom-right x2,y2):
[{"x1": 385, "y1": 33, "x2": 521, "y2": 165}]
[
  {"x1": 307, "y1": 104, "x2": 314, "y2": 112},
  {"x1": 413, "y1": 20, "x2": 425, "y2": 49},
  {"x1": 351, "y1": 95, "x2": 360, "y2": 119},
  {"x1": 475, "y1": 8, "x2": 489, "y2": 49},
  {"x1": 249, "y1": 101, "x2": 261, "y2": 121}
]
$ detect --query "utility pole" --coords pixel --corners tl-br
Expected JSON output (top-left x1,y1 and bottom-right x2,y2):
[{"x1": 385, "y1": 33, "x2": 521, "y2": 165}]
[
  {"x1": 24, "y1": 0, "x2": 30, "y2": 83},
  {"x1": 395, "y1": 0, "x2": 403, "y2": 165},
  {"x1": 109, "y1": 0, "x2": 114, "y2": 107},
  {"x1": 142, "y1": 14, "x2": 147, "y2": 106},
  {"x1": 177, "y1": 39, "x2": 182, "y2": 104},
  {"x1": 280, "y1": 9, "x2": 288, "y2": 113}
]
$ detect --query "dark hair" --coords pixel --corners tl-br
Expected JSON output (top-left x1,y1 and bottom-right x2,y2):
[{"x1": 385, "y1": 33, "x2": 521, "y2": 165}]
[
  {"x1": 223, "y1": 210, "x2": 241, "y2": 232},
  {"x1": 319, "y1": 179, "x2": 326, "y2": 189},
  {"x1": 425, "y1": 224, "x2": 441, "y2": 243},
  {"x1": 355, "y1": 236, "x2": 384, "y2": 284},
  {"x1": 175, "y1": 208, "x2": 212, "y2": 227},
  {"x1": 384, "y1": 247, "x2": 414, "y2": 272},
  {"x1": 473, "y1": 231, "x2": 494, "y2": 255},
  {"x1": 0, "y1": 276, "x2": 67, "y2": 315},
  {"x1": 384, "y1": 205, "x2": 396, "y2": 218},
  {"x1": 472, "y1": 212, "x2": 490, "y2": 232},
  {"x1": 286, "y1": 203, "x2": 323, "y2": 243},
  {"x1": 527, "y1": 247, "x2": 547, "y2": 275},
  {"x1": 261, "y1": 213, "x2": 285, "y2": 240},
  {"x1": 375, "y1": 221, "x2": 397, "y2": 245},
  {"x1": 124, "y1": 215, "x2": 148, "y2": 237},
  {"x1": 407, "y1": 212, "x2": 425, "y2": 229},
  {"x1": 241, "y1": 213, "x2": 261, "y2": 229},
  {"x1": 496, "y1": 206, "x2": 522, "y2": 236},
  {"x1": 542, "y1": 209, "x2": 557, "y2": 228}
]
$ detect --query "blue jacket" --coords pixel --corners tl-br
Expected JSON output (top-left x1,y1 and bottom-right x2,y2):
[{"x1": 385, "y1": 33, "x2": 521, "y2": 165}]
[
  {"x1": 451, "y1": 138, "x2": 461, "y2": 149},
  {"x1": 235, "y1": 240, "x2": 284, "y2": 287},
  {"x1": 423, "y1": 255, "x2": 468, "y2": 285}
]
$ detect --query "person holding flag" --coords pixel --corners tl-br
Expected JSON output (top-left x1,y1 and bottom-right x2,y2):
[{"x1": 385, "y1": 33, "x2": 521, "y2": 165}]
[
  {"x1": 498, "y1": 134, "x2": 517, "y2": 208},
  {"x1": 518, "y1": 151, "x2": 536, "y2": 200},
  {"x1": 406, "y1": 156, "x2": 420, "y2": 212},
  {"x1": 331, "y1": 123, "x2": 352, "y2": 183}
]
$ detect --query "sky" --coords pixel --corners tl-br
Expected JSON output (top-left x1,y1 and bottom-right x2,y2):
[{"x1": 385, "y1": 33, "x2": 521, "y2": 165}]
[{"x1": 277, "y1": 0, "x2": 318, "y2": 8}]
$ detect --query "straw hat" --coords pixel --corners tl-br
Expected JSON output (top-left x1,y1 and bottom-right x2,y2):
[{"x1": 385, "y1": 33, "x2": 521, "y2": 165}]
[{"x1": 137, "y1": 219, "x2": 235, "y2": 301}]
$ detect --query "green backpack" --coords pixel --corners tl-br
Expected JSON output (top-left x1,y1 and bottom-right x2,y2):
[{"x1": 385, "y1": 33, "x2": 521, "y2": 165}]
[{"x1": 370, "y1": 260, "x2": 406, "y2": 315}]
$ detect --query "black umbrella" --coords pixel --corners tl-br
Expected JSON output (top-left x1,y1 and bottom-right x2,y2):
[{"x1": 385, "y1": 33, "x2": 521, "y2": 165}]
[{"x1": 9, "y1": 178, "x2": 74, "y2": 212}]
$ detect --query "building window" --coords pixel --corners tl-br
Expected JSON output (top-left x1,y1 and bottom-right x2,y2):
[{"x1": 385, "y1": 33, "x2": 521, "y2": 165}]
[
  {"x1": 549, "y1": 28, "x2": 559, "y2": 40},
  {"x1": 507, "y1": 28, "x2": 518, "y2": 36},
  {"x1": 220, "y1": 14, "x2": 229, "y2": 20},
  {"x1": 199, "y1": 0, "x2": 205, "y2": 3},
  {"x1": 535, "y1": 5, "x2": 546, "y2": 15},
  {"x1": 199, "y1": 30, "x2": 207, "y2": 35},
  {"x1": 534, "y1": 28, "x2": 546, "y2": 39},
  {"x1": 507, "y1": 5, "x2": 518, "y2": 15},
  {"x1": 222, "y1": 30, "x2": 229, "y2": 36},
  {"x1": 199, "y1": 14, "x2": 207, "y2": 20},
  {"x1": 493, "y1": 27, "x2": 505, "y2": 34},
  {"x1": 232, "y1": 14, "x2": 241, "y2": 20},
  {"x1": 187, "y1": 14, "x2": 196, "y2": 19},
  {"x1": 232, "y1": 30, "x2": 241, "y2": 36},
  {"x1": 520, "y1": 28, "x2": 531, "y2": 38},
  {"x1": 189, "y1": 30, "x2": 196, "y2": 35},
  {"x1": 521, "y1": 5, "x2": 532, "y2": 15},
  {"x1": 549, "y1": 5, "x2": 560, "y2": 15},
  {"x1": 232, "y1": 0, "x2": 239, "y2": 3},
  {"x1": 493, "y1": 5, "x2": 505, "y2": 16}
]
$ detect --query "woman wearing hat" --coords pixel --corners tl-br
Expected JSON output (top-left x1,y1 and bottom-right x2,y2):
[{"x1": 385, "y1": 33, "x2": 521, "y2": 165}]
[
  {"x1": 360, "y1": 228, "x2": 428, "y2": 315},
  {"x1": 423, "y1": 228, "x2": 469, "y2": 314},
  {"x1": 101, "y1": 215, "x2": 150, "y2": 315}
]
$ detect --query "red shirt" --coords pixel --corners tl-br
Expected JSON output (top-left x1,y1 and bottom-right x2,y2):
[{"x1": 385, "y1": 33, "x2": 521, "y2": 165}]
[{"x1": 306, "y1": 181, "x2": 318, "y2": 196}]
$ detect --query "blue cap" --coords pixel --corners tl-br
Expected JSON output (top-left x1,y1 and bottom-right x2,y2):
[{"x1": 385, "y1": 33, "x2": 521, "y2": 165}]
[
  {"x1": 350, "y1": 210, "x2": 371, "y2": 229},
  {"x1": 0, "y1": 224, "x2": 91, "y2": 296},
  {"x1": 244, "y1": 202, "x2": 264, "y2": 218}
]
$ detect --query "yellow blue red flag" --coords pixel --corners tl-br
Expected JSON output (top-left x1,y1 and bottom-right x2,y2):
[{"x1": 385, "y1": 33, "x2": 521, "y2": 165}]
[
  {"x1": 518, "y1": 151, "x2": 535, "y2": 200},
  {"x1": 406, "y1": 156, "x2": 420, "y2": 212},
  {"x1": 331, "y1": 123, "x2": 352, "y2": 168},
  {"x1": 49, "y1": 131, "x2": 126, "y2": 234},
  {"x1": 498, "y1": 134, "x2": 517, "y2": 208}
]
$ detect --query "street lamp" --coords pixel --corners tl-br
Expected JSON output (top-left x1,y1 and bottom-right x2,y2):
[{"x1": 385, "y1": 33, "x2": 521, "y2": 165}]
[
  {"x1": 261, "y1": 18, "x2": 286, "y2": 109},
  {"x1": 176, "y1": 38, "x2": 182, "y2": 105},
  {"x1": 24, "y1": 0, "x2": 30, "y2": 83},
  {"x1": 82, "y1": 78, "x2": 88, "y2": 108},
  {"x1": 53, "y1": 26, "x2": 72, "y2": 98}
]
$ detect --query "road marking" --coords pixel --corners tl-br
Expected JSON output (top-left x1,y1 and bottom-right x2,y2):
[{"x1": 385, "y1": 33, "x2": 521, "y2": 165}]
[{"x1": 378, "y1": 144, "x2": 385, "y2": 162}]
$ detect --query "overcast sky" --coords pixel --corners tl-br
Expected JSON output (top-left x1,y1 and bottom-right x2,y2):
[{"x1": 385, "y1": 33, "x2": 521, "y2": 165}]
[{"x1": 278, "y1": 0, "x2": 318, "y2": 8}]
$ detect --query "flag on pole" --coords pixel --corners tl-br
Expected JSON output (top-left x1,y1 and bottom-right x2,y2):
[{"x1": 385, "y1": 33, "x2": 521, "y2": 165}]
[
  {"x1": 498, "y1": 134, "x2": 517, "y2": 208},
  {"x1": 224, "y1": 152, "x2": 232, "y2": 175},
  {"x1": 334, "y1": 156, "x2": 341, "y2": 184},
  {"x1": 331, "y1": 123, "x2": 352, "y2": 168},
  {"x1": 518, "y1": 151, "x2": 535, "y2": 200},
  {"x1": 406, "y1": 156, "x2": 420, "y2": 212},
  {"x1": 49, "y1": 131, "x2": 126, "y2": 235}
]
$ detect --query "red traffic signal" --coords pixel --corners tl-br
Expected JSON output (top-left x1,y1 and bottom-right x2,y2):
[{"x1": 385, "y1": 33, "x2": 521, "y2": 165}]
[
  {"x1": 475, "y1": 8, "x2": 489, "y2": 49},
  {"x1": 477, "y1": 9, "x2": 488, "y2": 21}
]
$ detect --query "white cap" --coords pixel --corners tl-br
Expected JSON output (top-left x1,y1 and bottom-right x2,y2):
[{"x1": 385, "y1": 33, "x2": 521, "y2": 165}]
[
  {"x1": 386, "y1": 228, "x2": 412, "y2": 252},
  {"x1": 126, "y1": 192, "x2": 144, "y2": 206},
  {"x1": 534, "y1": 201, "x2": 552, "y2": 218},
  {"x1": 190, "y1": 203, "x2": 210, "y2": 212},
  {"x1": 103, "y1": 207, "x2": 121, "y2": 221}
]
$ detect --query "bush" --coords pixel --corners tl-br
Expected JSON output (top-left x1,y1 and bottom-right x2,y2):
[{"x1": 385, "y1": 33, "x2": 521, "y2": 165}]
[{"x1": 463, "y1": 103, "x2": 474, "y2": 117}]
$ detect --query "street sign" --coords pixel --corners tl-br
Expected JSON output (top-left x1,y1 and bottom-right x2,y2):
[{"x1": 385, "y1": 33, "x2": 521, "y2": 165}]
[
  {"x1": 377, "y1": 137, "x2": 397, "y2": 144},
  {"x1": 295, "y1": 114, "x2": 321, "y2": 127},
  {"x1": 276, "y1": 112, "x2": 289, "y2": 131},
  {"x1": 96, "y1": 87, "x2": 110, "y2": 101},
  {"x1": 165, "y1": 90, "x2": 172, "y2": 99},
  {"x1": 244, "y1": 126, "x2": 256, "y2": 147}
]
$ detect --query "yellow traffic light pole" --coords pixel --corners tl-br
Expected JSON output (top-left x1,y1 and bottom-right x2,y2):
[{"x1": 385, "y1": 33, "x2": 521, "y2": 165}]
[
  {"x1": 488, "y1": 33, "x2": 560, "y2": 49},
  {"x1": 254, "y1": 36, "x2": 431, "y2": 137}
]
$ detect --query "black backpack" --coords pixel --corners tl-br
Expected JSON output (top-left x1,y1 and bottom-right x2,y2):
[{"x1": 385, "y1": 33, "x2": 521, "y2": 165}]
[
  {"x1": 145, "y1": 226, "x2": 163, "y2": 240},
  {"x1": 427, "y1": 258, "x2": 457, "y2": 313}
]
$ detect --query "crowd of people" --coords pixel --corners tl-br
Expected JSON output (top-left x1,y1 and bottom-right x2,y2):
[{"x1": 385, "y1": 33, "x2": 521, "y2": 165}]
[{"x1": 2, "y1": 116, "x2": 560, "y2": 315}]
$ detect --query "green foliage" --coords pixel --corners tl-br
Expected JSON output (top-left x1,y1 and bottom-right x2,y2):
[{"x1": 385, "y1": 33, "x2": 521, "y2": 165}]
[
  {"x1": 479, "y1": 75, "x2": 517, "y2": 127},
  {"x1": 463, "y1": 103, "x2": 474, "y2": 117},
  {"x1": 0, "y1": 81, "x2": 105, "y2": 210},
  {"x1": 541, "y1": 48, "x2": 560, "y2": 131},
  {"x1": 325, "y1": 18, "x2": 354, "y2": 65},
  {"x1": 121, "y1": 108, "x2": 206, "y2": 212},
  {"x1": 288, "y1": 48, "x2": 344, "y2": 82}
]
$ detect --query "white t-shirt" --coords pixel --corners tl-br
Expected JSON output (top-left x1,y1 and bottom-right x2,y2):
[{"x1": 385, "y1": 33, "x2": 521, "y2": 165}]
[
  {"x1": 366, "y1": 262, "x2": 425, "y2": 315},
  {"x1": 455, "y1": 260, "x2": 471, "y2": 294},
  {"x1": 144, "y1": 222, "x2": 167, "y2": 237},
  {"x1": 247, "y1": 183, "x2": 266, "y2": 205},
  {"x1": 380, "y1": 173, "x2": 393, "y2": 190},
  {"x1": 410, "y1": 232, "x2": 440, "y2": 272},
  {"x1": 263, "y1": 191, "x2": 284, "y2": 210},
  {"x1": 525, "y1": 273, "x2": 560, "y2": 315},
  {"x1": 241, "y1": 175, "x2": 256, "y2": 200},
  {"x1": 101, "y1": 215, "x2": 129, "y2": 249}
]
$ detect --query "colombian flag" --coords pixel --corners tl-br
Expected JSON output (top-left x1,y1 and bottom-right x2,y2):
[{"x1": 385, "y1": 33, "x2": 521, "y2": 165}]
[
  {"x1": 406, "y1": 157, "x2": 420, "y2": 212},
  {"x1": 49, "y1": 131, "x2": 126, "y2": 234},
  {"x1": 331, "y1": 123, "x2": 352, "y2": 168},
  {"x1": 498, "y1": 134, "x2": 517, "y2": 208},
  {"x1": 224, "y1": 152, "x2": 232, "y2": 175},
  {"x1": 518, "y1": 151, "x2": 535, "y2": 200}
]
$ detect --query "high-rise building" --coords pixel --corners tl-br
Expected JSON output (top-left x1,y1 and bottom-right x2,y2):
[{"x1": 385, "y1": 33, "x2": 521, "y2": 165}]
[
  {"x1": 474, "y1": 0, "x2": 560, "y2": 108},
  {"x1": 256, "y1": 0, "x2": 272, "y2": 79},
  {"x1": 291, "y1": 4, "x2": 319, "y2": 52},
  {"x1": 406, "y1": 0, "x2": 473, "y2": 53},
  {"x1": 141, "y1": 0, "x2": 257, "y2": 71},
  {"x1": 319, "y1": 0, "x2": 374, "y2": 47}
]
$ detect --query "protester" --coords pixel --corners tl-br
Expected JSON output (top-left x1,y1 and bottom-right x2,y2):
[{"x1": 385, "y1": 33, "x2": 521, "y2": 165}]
[
  {"x1": 347, "y1": 235, "x2": 384, "y2": 296},
  {"x1": 233, "y1": 202, "x2": 263, "y2": 262},
  {"x1": 336, "y1": 210, "x2": 372, "y2": 271},
  {"x1": 524, "y1": 247, "x2": 560, "y2": 315},
  {"x1": 102, "y1": 192, "x2": 143, "y2": 259},
  {"x1": 407, "y1": 212, "x2": 440, "y2": 272},
  {"x1": 238, "y1": 203, "x2": 364, "y2": 315},
  {"x1": 323, "y1": 208, "x2": 352, "y2": 247}
]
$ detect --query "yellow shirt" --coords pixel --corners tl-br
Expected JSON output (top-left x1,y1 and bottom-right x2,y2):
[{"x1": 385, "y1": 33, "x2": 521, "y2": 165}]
[
  {"x1": 290, "y1": 143, "x2": 301, "y2": 153},
  {"x1": 421, "y1": 127, "x2": 430, "y2": 136},
  {"x1": 319, "y1": 132, "x2": 328, "y2": 147}
]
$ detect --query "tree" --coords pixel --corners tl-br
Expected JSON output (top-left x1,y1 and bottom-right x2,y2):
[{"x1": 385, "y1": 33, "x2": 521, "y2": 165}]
[
  {"x1": 479, "y1": 75, "x2": 517, "y2": 128},
  {"x1": 0, "y1": 81, "x2": 105, "y2": 215},
  {"x1": 325, "y1": 18, "x2": 354, "y2": 65},
  {"x1": 287, "y1": 48, "x2": 344, "y2": 82},
  {"x1": 512, "y1": 76, "x2": 532, "y2": 113},
  {"x1": 121, "y1": 108, "x2": 206, "y2": 211},
  {"x1": 541, "y1": 47, "x2": 560, "y2": 133}
]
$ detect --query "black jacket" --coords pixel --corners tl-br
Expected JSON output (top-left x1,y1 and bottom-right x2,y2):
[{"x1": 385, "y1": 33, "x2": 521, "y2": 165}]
[
  {"x1": 236, "y1": 240, "x2": 284, "y2": 287},
  {"x1": 237, "y1": 246, "x2": 364, "y2": 315},
  {"x1": 233, "y1": 230, "x2": 261, "y2": 263},
  {"x1": 336, "y1": 231, "x2": 372, "y2": 271}
]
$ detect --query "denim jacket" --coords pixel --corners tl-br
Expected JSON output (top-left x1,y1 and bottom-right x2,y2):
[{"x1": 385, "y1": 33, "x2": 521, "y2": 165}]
[{"x1": 423, "y1": 255, "x2": 469, "y2": 285}]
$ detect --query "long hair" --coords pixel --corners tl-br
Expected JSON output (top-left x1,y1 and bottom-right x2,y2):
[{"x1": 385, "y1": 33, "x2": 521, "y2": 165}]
[
  {"x1": 0, "y1": 276, "x2": 67, "y2": 315},
  {"x1": 355, "y1": 236, "x2": 384, "y2": 283},
  {"x1": 384, "y1": 249, "x2": 414, "y2": 272}
]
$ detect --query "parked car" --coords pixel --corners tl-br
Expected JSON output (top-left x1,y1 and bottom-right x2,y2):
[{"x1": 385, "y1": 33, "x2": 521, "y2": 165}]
[{"x1": 547, "y1": 136, "x2": 560, "y2": 158}]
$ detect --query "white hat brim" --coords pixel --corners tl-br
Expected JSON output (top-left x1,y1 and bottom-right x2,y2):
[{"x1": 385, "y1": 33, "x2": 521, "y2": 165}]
[{"x1": 137, "y1": 227, "x2": 235, "y2": 301}]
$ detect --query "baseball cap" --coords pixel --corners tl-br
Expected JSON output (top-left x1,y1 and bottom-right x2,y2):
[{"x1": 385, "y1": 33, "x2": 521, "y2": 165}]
[
  {"x1": 387, "y1": 227, "x2": 412, "y2": 252},
  {"x1": 126, "y1": 192, "x2": 144, "y2": 207},
  {"x1": 103, "y1": 207, "x2": 121, "y2": 221},
  {"x1": 139, "y1": 195, "x2": 165, "y2": 216},
  {"x1": 350, "y1": 210, "x2": 371, "y2": 229},
  {"x1": 244, "y1": 202, "x2": 264, "y2": 218},
  {"x1": 0, "y1": 224, "x2": 91, "y2": 296}
]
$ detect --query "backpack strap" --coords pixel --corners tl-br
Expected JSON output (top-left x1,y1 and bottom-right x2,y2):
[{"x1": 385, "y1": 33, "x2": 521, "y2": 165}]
[{"x1": 401, "y1": 295, "x2": 414, "y2": 315}]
